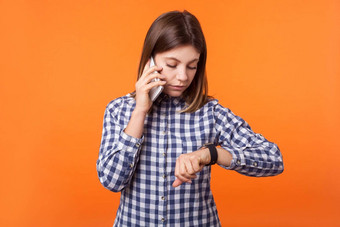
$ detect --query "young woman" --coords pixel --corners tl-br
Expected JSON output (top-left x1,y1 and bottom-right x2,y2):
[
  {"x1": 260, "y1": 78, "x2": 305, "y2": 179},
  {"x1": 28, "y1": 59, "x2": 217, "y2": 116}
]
[{"x1": 97, "y1": 10, "x2": 284, "y2": 226}]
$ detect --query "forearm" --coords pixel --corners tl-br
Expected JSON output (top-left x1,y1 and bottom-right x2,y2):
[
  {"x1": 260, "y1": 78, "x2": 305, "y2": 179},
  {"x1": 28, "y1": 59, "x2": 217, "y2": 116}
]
[
  {"x1": 97, "y1": 101, "x2": 145, "y2": 192},
  {"x1": 124, "y1": 60, "x2": 165, "y2": 139},
  {"x1": 97, "y1": 129, "x2": 144, "y2": 192},
  {"x1": 213, "y1": 103, "x2": 284, "y2": 177},
  {"x1": 219, "y1": 142, "x2": 284, "y2": 177},
  {"x1": 124, "y1": 108, "x2": 147, "y2": 138},
  {"x1": 233, "y1": 143, "x2": 284, "y2": 177}
]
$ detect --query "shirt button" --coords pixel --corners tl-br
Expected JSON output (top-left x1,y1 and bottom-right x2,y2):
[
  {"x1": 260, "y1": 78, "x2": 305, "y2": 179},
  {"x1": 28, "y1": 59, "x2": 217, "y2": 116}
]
[
  {"x1": 162, "y1": 174, "x2": 166, "y2": 179},
  {"x1": 236, "y1": 160, "x2": 241, "y2": 165},
  {"x1": 136, "y1": 143, "x2": 140, "y2": 148},
  {"x1": 162, "y1": 131, "x2": 166, "y2": 135},
  {"x1": 161, "y1": 217, "x2": 165, "y2": 222},
  {"x1": 129, "y1": 163, "x2": 134, "y2": 168},
  {"x1": 161, "y1": 196, "x2": 165, "y2": 200},
  {"x1": 253, "y1": 162, "x2": 258, "y2": 167},
  {"x1": 162, "y1": 153, "x2": 166, "y2": 157}
]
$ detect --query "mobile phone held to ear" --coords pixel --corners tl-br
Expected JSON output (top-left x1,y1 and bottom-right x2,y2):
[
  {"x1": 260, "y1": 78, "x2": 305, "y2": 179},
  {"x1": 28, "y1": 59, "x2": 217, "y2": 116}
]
[{"x1": 149, "y1": 57, "x2": 164, "y2": 102}]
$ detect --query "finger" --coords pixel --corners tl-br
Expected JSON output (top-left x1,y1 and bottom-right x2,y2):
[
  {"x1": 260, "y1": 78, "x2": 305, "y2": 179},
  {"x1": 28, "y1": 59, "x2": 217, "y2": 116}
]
[
  {"x1": 186, "y1": 159, "x2": 196, "y2": 175},
  {"x1": 191, "y1": 158, "x2": 202, "y2": 173},
  {"x1": 143, "y1": 80, "x2": 166, "y2": 93},
  {"x1": 136, "y1": 73, "x2": 165, "y2": 91},
  {"x1": 175, "y1": 158, "x2": 181, "y2": 181},
  {"x1": 144, "y1": 72, "x2": 166, "y2": 84},
  {"x1": 179, "y1": 159, "x2": 194, "y2": 181},
  {"x1": 175, "y1": 158, "x2": 189, "y2": 183},
  {"x1": 198, "y1": 163, "x2": 205, "y2": 172},
  {"x1": 140, "y1": 65, "x2": 163, "y2": 80},
  {"x1": 172, "y1": 178, "x2": 184, "y2": 187},
  {"x1": 184, "y1": 161, "x2": 197, "y2": 180}
]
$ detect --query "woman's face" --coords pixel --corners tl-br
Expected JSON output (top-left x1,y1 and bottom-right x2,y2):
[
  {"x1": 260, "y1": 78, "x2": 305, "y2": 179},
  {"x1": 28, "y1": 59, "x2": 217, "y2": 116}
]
[{"x1": 154, "y1": 45, "x2": 200, "y2": 97}]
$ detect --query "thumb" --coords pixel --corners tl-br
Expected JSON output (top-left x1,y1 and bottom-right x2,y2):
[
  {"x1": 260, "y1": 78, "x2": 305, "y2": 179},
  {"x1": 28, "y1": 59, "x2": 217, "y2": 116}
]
[{"x1": 172, "y1": 178, "x2": 183, "y2": 188}]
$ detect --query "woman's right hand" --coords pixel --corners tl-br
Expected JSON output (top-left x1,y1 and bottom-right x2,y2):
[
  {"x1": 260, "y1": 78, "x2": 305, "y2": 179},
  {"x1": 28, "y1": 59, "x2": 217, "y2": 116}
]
[{"x1": 134, "y1": 59, "x2": 166, "y2": 114}]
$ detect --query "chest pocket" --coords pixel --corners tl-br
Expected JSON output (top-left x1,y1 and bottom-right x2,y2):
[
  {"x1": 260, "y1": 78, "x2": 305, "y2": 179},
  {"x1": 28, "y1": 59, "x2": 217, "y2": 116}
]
[
  {"x1": 179, "y1": 124, "x2": 214, "y2": 153},
  {"x1": 168, "y1": 111, "x2": 216, "y2": 153},
  {"x1": 181, "y1": 138, "x2": 205, "y2": 153}
]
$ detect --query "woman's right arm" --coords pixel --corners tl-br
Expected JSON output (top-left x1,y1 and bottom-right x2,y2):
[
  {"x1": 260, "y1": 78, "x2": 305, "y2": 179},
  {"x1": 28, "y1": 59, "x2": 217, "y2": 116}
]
[
  {"x1": 124, "y1": 60, "x2": 165, "y2": 138},
  {"x1": 96, "y1": 100, "x2": 145, "y2": 192},
  {"x1": 96, "y1": 61, "x2": 165, "y2": 192}
]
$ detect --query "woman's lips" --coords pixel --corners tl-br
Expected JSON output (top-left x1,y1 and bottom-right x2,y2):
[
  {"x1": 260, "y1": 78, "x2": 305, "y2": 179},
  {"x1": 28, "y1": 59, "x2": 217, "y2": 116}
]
[{"x1": 169, "y1": 85, "x2": 186, "y2": 91}]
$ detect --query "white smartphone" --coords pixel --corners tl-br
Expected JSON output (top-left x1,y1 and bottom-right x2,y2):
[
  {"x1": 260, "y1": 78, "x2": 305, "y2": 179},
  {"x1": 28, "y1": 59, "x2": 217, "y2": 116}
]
[{"x1": 149, "y1": 57, "x2": 164, "y2": 101}]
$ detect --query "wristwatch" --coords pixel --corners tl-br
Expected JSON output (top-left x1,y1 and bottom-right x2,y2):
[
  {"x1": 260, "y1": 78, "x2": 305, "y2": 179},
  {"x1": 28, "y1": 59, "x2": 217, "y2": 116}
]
[{"x1": 202, "y1": 143, "x2": 218, "y2": 166}]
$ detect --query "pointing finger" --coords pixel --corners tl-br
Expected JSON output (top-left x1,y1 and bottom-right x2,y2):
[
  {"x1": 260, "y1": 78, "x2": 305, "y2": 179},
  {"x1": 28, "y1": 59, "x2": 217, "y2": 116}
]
[{"x1": 172, "y1": 178, "x2": 183, "y2": 187}]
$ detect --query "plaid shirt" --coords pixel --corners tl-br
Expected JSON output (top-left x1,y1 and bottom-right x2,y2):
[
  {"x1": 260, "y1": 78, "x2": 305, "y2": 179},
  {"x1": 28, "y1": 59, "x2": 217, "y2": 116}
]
[{"x1": 97, "y1": 93, "x2": 284, "y2": 226}]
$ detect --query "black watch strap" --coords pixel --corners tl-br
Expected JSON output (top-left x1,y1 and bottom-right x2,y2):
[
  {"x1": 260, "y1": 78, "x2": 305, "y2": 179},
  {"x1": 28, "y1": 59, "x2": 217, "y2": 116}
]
[{"x1": 204, "y1": 143, "x2": 218, "y2": 166}]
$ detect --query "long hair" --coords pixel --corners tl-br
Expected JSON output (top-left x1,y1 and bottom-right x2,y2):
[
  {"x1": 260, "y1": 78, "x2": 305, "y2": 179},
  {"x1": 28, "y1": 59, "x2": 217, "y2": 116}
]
[{"x1": 133, "y1": 10, "x2": 211, "y2": 113}]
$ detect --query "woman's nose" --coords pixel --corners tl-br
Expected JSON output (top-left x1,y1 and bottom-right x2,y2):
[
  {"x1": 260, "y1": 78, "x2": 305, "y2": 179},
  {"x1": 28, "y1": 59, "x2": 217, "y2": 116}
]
[{"x1": 176, "y1": 67, "x2": 188, "y2": 81}]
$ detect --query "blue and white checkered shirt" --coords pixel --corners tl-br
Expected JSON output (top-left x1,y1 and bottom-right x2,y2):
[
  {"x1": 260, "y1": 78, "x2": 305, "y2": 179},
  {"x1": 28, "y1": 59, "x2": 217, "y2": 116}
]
[{"x1": 97, "y1": 93, "x2": 284, "y2": 226}]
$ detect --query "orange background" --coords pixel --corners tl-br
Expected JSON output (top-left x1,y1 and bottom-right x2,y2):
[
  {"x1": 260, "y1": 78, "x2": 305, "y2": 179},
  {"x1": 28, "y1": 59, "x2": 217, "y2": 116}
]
[{"x1": 1, "y1": 0, "x2": 339, "y2": 226}]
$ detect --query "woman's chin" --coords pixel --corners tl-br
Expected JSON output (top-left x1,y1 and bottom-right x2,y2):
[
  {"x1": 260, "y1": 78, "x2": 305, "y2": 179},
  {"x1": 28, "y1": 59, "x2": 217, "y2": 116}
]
[{"x1": 163, "y1": 91, "x2": 183, "y2": 97}]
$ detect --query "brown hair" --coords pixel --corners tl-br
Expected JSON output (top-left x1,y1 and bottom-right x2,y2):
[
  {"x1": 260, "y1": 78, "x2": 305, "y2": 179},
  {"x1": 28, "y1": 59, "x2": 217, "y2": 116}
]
[{"x1": 133, "y1": 10, "x2": 211, "y2": 113}]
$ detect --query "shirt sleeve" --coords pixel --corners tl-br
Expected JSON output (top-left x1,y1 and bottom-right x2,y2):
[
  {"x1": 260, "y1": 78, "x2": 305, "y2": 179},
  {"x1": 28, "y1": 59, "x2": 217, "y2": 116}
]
[
  {"x1": 213, "y1": 103, "x2": 284, "y2": 177},
  {"x1": 96, "y1": 98, "x2": 144, "y2": 192}
]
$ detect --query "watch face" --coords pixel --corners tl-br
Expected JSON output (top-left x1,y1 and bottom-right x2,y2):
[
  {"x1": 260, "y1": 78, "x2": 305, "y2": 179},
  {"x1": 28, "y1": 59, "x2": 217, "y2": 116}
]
[{"x1": 203, "y1": 143, "x2": 218, "y2": 166}]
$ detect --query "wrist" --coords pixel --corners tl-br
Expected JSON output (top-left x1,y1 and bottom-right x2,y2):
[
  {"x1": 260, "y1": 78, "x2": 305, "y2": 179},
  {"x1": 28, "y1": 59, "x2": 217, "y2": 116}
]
[
  {"x1": 201, "y1": 143, "x2": 218, "y2": 166},
  {"x1": 132, "y1": 107, "x2": 148, "y2": 117},
  {"x1": 199, "y1": 147, "x2": 211, "y2": 165}
]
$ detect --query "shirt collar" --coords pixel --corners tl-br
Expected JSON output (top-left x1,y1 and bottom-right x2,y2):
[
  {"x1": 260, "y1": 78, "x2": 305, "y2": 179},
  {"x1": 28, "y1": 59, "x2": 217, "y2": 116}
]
[{"x1": 154, "y1": 93, "x2": 186, "y2": 107}]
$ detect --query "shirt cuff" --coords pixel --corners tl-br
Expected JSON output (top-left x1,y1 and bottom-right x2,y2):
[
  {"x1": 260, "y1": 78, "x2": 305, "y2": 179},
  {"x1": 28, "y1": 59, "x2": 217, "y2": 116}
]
[
  {"x1": 117, "y1": 130, "x2": 144, "y2": 153},
  {"x1": 219, "y1": 147, "x2": 246, "y2": 170},
  {"x1": 219, "y1": 147, "x2": 272, "y2": 171}
]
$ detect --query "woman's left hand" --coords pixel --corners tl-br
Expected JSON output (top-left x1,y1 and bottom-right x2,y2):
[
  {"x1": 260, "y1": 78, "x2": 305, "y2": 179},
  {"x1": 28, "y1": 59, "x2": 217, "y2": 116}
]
[{"x1": 172, "y1": 148, "x2": 210, "y2": 187}]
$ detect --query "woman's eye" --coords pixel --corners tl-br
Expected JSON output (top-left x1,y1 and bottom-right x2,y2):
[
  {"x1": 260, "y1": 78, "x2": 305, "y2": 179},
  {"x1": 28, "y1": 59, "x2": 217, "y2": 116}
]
[
  {"x1": 166, "y1": 64, "x2": 176, "y2": 68},
  {"x1": 188, "y1": 66, "x2": 197, "y2": 70},
  {"x1": 166, "y1": 64, "x2": 197, "y2": 70}
]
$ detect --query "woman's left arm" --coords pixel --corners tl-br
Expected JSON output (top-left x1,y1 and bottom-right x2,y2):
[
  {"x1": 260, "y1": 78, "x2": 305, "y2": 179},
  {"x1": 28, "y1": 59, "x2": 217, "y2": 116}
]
[
  {"x1": 214, "y1": 103, "x2": 284, "y2": 177},
  {"x1": 172, "y1": 103, "x2": 284, "y2": 187}
]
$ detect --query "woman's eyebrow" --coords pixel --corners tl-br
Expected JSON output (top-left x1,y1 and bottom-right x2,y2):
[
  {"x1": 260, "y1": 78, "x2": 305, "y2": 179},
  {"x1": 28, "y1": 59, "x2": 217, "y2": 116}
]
[{"x1": 165, "y1": 57, "x2": 199, "y2": 63}]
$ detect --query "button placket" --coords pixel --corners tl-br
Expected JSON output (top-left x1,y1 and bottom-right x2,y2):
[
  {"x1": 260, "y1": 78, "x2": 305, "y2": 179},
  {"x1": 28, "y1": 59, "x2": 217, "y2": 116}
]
[{"x1": 158, "y1": 104, "x2": 168, "y2": 224}]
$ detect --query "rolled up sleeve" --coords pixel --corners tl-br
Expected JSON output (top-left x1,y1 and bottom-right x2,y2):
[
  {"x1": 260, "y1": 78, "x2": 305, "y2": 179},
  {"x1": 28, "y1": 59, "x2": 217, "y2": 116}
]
[
  {"x1": 214, "y1": 103, "x2": 284, "y2": 177},
  {"x1": 96, "y1": 99, "x2": 144, "y2": 192}
]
